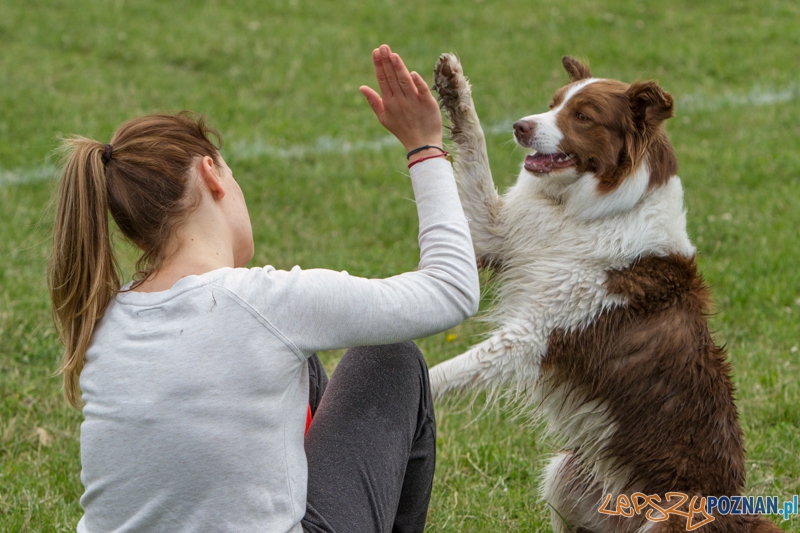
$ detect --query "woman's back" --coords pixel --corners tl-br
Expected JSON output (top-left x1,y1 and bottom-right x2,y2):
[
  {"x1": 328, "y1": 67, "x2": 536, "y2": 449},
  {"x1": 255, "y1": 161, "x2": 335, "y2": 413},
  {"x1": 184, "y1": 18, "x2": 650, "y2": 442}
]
[{"x1": 79, "y1": 269, "x2": 310, "y2": 532}]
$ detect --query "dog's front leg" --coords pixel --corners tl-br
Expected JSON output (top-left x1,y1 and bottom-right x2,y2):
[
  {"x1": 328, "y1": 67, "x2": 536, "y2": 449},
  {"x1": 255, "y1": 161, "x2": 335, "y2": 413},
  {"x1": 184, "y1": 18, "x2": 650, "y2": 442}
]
[
  {"x1": 429, "y1": 327, "x2": 536, "y2": 401},
  {"x1": 434, "y1": 54, "x2": 505, "y2": 267}
]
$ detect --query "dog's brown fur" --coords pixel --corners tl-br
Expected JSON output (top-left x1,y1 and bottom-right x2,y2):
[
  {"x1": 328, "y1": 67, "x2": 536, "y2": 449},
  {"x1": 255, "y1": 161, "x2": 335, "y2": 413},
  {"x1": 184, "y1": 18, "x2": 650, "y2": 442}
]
[
  {"x1": 541, "y1": 255, "x2": 783, "y2": 531},
  {"x1": 545, "y1": 255, "x2": 745, "y2": 496},
  {"x1": 431, "y1": 54, "x2": 782, "y2": 533}
]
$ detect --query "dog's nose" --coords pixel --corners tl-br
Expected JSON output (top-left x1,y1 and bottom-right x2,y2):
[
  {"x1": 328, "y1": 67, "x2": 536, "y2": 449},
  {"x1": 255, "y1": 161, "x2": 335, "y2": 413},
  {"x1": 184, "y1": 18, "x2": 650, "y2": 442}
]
[{"x1": 513, "y1": 119, "x2": 534, "y2": 144}]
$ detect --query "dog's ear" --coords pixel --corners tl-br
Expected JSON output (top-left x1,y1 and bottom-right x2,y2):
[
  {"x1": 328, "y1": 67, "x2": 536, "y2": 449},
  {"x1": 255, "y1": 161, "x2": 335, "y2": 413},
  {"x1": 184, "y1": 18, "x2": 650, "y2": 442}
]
[
  {"x1": 626, "y1": 80, "x2": 674, "y2": 131},
  {"x1": 624, "y1": 80, "x2": 678, "y2": 184},
  {"x1": 562, "y1": 56, "x2": 592, "y2": 82}
]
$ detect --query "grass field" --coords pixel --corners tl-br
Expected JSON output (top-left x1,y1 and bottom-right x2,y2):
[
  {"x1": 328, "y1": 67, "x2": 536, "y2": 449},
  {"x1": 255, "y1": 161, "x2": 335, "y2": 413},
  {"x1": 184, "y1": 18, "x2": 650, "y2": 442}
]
[{"x1": 1, "y1": 0, "x2": 799, "y2": 531}]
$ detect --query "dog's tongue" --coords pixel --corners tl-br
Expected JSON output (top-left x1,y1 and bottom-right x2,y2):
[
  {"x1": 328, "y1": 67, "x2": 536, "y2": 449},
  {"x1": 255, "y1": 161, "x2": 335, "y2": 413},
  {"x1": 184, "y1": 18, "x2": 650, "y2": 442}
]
[{"x1": 524, "y1": 152, "x2": 575, "y2": 173}]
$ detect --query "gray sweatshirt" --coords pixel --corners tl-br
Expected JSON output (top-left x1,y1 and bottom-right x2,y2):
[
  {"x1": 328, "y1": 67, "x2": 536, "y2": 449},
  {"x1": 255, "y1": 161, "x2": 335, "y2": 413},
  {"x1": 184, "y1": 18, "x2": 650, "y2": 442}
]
[{"x1": 76, "y1": 158, "x2": 479, "y2": 533}]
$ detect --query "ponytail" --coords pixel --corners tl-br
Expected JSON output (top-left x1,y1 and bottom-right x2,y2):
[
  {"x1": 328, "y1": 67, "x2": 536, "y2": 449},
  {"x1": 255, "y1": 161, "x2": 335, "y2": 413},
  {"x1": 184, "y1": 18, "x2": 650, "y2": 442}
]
[
  {"x1": 49, "y1": 138, "x2": 121, "y2": 408},
  {"x1": 48, "y1": 112, "x2": 222, "y2": 408}
]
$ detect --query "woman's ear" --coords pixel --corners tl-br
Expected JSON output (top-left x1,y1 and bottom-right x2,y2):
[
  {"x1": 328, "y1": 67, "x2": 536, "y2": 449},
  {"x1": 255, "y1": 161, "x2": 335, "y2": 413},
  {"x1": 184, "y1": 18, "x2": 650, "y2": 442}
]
[{"x1": 197, "y1": 156, "x2": 226, "y2": 200}]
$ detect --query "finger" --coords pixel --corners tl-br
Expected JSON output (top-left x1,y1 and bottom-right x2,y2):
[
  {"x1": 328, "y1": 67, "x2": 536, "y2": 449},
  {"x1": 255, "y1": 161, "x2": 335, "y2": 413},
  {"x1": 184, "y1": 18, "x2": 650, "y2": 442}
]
[
  {"x1": 359, "y1": 86, "x2": 385, "y2": 118},
  {"x1": 371, "y1": 48, "x2": 392, "y2": 98},
  {"x1": 391, "y1": 53, "x2": 418, "y2": 98},
  {"x1": 379, "y1": 44, "x2": 404, "y2": 97},
  {"x1": 411, "y1": 71, "x2": 432, "y2": 101}
]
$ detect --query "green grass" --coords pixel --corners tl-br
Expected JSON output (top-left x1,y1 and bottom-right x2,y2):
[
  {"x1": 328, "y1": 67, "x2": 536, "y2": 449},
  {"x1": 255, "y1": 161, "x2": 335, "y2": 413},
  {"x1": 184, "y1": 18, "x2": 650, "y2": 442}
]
[{"x1": 1, "y1": 0, "x2": 799, "y2": 531}]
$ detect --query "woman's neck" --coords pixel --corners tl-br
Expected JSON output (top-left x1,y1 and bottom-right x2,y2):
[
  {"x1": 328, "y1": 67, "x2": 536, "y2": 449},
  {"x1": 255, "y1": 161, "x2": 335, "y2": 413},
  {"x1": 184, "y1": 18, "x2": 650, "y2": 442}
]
[{"x1": 132, "y1": 228, "x2": 236, "y2": 293}]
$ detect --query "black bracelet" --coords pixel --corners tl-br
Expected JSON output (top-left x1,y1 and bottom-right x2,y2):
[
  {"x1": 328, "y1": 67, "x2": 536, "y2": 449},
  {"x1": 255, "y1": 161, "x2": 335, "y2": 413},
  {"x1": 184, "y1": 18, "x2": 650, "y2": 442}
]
[{"x1": 406, "y1": 145, "x2": 446, "y2": 160}]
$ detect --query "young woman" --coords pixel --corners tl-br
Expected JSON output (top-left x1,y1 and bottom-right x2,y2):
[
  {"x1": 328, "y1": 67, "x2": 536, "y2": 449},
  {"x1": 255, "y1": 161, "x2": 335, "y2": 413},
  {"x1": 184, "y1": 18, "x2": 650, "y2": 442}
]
[{"x1": 48, "y1": 45, "x2": 479, "y2": 533}]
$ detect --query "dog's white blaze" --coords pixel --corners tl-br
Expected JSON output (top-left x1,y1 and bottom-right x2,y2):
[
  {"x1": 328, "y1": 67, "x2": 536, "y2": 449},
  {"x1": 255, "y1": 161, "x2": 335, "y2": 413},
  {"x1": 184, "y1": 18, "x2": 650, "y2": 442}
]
[
  {"x1": 521, "y1": 109, "x2": 562, "y2": 153},
  {"x1": 558, "y1": 77, "x2": 603, "y2": 112},
  {"x1": 518, "y1": 78, "x2": 602, "y2": 154}
]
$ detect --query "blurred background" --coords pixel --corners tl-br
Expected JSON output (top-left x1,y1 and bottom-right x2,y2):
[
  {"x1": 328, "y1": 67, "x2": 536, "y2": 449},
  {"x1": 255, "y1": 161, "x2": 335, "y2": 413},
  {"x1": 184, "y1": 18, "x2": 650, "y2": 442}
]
[{"x1": 1, "y1": 0, "x2": 798, "y2": 531}]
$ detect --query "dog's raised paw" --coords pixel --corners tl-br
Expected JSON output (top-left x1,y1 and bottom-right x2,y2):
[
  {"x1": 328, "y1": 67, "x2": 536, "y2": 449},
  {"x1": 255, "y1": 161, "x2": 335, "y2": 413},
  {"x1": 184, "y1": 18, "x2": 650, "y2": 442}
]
[
  {"x1": 434, "y1": 54, "x2": 467, "y2": 105},
  {"x1": 433, "y1": 54, "x2": 473, "y2": 132}
]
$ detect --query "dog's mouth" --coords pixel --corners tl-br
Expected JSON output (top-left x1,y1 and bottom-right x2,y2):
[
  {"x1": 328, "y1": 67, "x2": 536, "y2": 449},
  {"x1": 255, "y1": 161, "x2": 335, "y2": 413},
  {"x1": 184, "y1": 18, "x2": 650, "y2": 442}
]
[{"x1": 524, "y1": 152, "x2": 576, "y2": 174}]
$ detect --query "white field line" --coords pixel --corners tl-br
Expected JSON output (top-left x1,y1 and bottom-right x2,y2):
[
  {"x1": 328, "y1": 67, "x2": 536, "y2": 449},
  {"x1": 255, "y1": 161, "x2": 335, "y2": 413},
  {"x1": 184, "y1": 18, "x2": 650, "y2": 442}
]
[
  {"x1": 0, "y1": 164, "x2": 59, "y2": 188},
  {"x1": 679, "y1": 80, "x2": 800, "y2": 112},
  {"x1": 3, "y1": 79, "x2": 798, "y2": 188}
]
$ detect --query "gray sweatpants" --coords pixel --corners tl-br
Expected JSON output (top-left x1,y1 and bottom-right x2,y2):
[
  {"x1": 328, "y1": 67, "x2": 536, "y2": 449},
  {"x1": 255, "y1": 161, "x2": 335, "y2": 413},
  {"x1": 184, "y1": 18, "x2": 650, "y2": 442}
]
[{"x1": 301, "y1": 342, "x2": 437, "y2": 533}]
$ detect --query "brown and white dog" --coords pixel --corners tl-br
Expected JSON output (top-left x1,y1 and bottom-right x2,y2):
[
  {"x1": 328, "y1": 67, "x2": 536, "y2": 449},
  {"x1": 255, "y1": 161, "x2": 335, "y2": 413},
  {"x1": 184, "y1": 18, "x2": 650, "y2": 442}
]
[{"x1": 429, "y1": 55, "x2": 781, "y2": 533}]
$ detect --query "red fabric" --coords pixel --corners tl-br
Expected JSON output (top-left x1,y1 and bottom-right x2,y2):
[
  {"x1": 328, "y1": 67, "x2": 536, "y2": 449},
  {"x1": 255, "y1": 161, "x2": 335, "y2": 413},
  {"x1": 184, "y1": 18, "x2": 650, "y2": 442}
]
[{"x1": 305, "y1": 404, "x2": 312, "y2": 436}]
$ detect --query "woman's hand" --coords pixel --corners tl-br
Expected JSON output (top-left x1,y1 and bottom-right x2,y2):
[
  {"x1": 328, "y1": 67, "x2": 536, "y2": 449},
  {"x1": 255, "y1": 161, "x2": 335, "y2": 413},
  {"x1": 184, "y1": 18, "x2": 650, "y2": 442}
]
[{"x1": 360, "y1": 45, "x2": 443, "y2": 155}]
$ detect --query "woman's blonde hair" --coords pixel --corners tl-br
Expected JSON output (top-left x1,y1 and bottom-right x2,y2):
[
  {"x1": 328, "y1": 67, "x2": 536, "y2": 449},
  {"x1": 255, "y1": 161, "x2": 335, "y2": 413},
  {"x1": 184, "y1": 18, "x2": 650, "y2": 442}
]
[{"x1": 48, "y1": 112, "x2": 222, "y2": 408}]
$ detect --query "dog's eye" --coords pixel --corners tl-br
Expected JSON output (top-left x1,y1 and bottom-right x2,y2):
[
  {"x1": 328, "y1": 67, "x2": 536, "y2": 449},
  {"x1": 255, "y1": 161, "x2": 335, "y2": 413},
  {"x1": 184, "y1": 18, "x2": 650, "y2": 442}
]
[{"x1": 576, "y1": 112, "x2": 588, "y2": 121}]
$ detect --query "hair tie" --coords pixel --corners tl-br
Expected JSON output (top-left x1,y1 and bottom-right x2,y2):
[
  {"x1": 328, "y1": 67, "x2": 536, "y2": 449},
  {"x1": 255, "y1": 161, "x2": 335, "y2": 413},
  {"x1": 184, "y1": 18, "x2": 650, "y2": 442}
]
[{"x1": 101, "y1": 144, "x2": 113, "y2": 164}]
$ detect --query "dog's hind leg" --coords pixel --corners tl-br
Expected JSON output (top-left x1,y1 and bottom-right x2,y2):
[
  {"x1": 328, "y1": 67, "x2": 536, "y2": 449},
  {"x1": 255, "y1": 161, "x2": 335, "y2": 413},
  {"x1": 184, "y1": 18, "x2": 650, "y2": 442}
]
[
  {"x1": 433, "y1": 53, "x2": 505, "y2": 266},
  {"x1": 428, "y1": 326, "x2": 536, "y2": 401},
  {"x1": 543, "y1": 452, "x2": 641, "y2": 533},
  {"x1": 544, "y1": 452, "x2": 595, "y2": 533}
]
